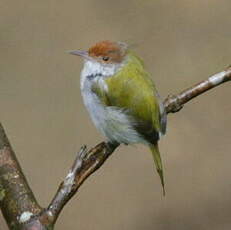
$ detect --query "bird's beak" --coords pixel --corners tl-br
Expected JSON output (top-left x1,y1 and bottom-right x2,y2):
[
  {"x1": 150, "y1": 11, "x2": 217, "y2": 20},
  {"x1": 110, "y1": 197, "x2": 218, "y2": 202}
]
[{"x1": 68, "y1": 50, "x2": 89, "y2": 59}]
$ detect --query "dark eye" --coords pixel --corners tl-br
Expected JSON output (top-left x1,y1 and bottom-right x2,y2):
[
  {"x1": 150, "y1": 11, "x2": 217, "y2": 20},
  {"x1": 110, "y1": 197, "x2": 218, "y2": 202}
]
[{"x1": 102, "y1": 56, "x2": 109, "y2": 61}]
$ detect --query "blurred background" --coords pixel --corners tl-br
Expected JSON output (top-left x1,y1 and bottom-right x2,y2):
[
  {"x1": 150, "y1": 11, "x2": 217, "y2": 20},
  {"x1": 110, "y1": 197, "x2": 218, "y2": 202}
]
[{"x1": 0, "y1": 0, "x2": 231, "y2": 229}]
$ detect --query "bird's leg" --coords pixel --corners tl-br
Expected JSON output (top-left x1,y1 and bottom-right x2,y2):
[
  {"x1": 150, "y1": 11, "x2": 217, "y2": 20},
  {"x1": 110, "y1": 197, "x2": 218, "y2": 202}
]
[{"x1": 106, "y1": 141, "x2": 120, "y2": 150}]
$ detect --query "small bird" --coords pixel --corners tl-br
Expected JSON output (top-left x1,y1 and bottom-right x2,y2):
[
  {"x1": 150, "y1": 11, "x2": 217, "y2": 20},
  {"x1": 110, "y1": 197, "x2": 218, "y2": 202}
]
[{"x1": 69, "y1": 41, "x2": 167, "y2": 194}]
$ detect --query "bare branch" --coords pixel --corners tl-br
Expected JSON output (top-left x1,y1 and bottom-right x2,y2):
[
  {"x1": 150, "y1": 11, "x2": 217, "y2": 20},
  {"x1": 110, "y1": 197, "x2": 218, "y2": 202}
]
[
  {"x1": 0, "y1": 123, "x2": 42, "y2": 229},
  {"x1": 164, "y1": 66, "x2": 231, "y2": 113},
  {"x1": 46, "y1": 142, "x2": 118, "y2": 224}
]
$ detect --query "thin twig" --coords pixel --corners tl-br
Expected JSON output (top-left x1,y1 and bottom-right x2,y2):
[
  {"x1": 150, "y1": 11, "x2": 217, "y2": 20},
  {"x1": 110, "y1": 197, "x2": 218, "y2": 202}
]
[
  {"x1": 164, "y1": 66, "x2": 231, "y2": 113},
  {"x1": 46, "y1": 142, "x2": 118, "y2": 224}
]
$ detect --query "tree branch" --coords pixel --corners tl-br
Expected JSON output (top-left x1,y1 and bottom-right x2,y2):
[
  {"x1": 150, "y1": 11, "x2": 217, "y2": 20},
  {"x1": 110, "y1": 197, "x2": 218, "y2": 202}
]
[
  {"x1": 45, "y1": 142, "x2": 118, "y2": 224},
  {"x1": 0, "y1": 66, "x2": 230, "y2": 229},
  {"x1": 0, "y1": 124, "x2": 42, "y2": 229},
  {"x1": 164, "y1": 66, "x2": 231, "y2": 113}
]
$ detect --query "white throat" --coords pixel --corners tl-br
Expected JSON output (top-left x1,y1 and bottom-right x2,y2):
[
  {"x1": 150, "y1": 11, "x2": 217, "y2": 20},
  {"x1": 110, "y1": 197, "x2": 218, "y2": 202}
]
[{"x1": 80, "y1": 60, "x2": 124, "y2": 90}]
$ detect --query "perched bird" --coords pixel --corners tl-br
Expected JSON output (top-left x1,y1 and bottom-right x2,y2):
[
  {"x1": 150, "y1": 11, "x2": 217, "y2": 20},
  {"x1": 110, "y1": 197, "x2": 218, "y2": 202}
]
[{"x1": 69, "y1": 41, "x2": 167, "y2": 194}]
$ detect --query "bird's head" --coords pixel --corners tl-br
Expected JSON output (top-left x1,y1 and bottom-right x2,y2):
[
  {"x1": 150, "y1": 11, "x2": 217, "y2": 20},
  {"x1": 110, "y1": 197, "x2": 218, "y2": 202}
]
[{"x1": 69, "y1": 40, "x2": 128, "y2": 65}]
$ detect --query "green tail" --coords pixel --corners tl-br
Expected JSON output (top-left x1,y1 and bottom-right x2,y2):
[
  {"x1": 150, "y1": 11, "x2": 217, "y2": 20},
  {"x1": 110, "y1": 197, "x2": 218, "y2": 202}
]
[{"x1": 149, "y1": 143, "x2": 165, "y2": 195}]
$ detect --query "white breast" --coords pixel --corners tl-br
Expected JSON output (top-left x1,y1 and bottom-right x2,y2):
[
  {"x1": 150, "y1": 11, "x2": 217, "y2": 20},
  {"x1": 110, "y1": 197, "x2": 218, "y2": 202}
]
[{"x1": 80, "y1": 60, "x2": 147, "y2": 144}]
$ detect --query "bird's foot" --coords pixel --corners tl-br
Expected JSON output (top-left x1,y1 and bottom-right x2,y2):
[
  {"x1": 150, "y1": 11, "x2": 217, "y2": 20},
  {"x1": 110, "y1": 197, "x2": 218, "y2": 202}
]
[{"x1": 106, "y1": 141, "x2": 120, "y2": 151}]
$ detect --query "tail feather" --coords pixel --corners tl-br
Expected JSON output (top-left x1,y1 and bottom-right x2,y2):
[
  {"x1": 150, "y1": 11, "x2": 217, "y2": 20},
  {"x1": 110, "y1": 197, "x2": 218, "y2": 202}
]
[{"x1": 149, "y1": 143, "x2": 165, "y2": 195}]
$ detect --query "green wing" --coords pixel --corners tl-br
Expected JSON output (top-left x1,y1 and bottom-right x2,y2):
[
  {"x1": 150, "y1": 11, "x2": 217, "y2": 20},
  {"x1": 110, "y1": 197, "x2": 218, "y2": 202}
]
[{"x1": 103, "y1": 52, "x2": 162, "y2": 143}]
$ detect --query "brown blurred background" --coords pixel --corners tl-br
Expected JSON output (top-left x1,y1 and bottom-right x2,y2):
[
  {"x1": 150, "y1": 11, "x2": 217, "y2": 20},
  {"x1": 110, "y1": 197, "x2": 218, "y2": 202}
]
[{"x1": 1, "y1": 1, "x2": 231, "y2": 229}]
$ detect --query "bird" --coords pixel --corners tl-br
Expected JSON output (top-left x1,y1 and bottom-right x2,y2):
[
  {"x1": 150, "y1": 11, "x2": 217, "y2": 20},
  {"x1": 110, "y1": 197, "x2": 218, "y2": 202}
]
[{"x1": 69, "y1": 40, "x2": 167, "y2": 194}]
